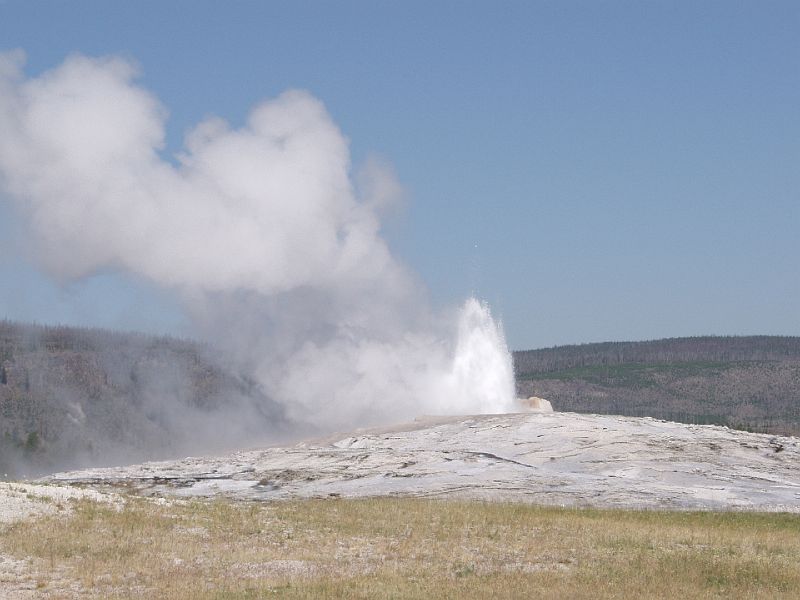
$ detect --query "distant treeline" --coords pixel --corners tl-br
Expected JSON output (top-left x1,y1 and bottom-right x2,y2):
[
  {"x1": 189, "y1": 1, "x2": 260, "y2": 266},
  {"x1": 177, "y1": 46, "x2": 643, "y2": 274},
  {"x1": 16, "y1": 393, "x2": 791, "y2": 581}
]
[
  {"x1": 1, "y1": 320, "x2": 287, "y2": 479},
  {"x1": 514, "y1": 336, "x2": 800, "y2": 375},
  {"x1": 0, "y1": 319, "x2": 197, "y2": 356},
  {"x1": 514, "y1": 336, "x2": 800, "y2": 437}
]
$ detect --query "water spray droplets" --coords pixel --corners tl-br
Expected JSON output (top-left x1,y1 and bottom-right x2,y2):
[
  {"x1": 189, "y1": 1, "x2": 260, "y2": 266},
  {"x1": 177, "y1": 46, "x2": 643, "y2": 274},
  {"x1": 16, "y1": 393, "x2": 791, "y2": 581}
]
[{"x1": 437, "y1": 298, "x2": 516, "y2": 415}]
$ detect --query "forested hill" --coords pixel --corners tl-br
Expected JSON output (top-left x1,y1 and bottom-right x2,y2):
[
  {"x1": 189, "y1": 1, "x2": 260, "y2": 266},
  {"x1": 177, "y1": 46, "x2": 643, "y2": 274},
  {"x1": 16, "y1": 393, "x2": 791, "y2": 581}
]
[
  {"x1": 514, "y1": 336, "x2": 800, "y2": 436},
  {"x1": 514, "y1": 336, "x2": 800, "y2": 373},
  {"x1": 0, "y1": 320, "x2": 286, "y2": 478},
  {"x1": 3, "y1": 323, "x2": 799, "y2": 478}
]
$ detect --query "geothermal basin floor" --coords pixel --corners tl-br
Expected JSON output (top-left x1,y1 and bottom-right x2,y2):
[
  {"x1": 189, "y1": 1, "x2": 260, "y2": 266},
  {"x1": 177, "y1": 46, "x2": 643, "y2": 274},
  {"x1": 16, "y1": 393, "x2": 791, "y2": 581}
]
[{"x1": 42, "y1": 412, "x2": 800, "y2": 512}]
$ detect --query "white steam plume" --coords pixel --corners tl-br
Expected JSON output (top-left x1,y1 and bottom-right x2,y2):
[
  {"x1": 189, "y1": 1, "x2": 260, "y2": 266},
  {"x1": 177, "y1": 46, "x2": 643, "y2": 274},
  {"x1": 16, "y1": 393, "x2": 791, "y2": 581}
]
[{"x1": 0, "y1": 51, "x2": 516, "y2": 431}]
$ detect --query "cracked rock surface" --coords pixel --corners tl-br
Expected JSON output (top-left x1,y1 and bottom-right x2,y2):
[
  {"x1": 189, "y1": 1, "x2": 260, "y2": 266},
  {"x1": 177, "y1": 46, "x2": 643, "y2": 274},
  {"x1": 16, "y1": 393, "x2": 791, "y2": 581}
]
[{"x1": 43, "y1": 412, "x2": 800, "y2": 511}]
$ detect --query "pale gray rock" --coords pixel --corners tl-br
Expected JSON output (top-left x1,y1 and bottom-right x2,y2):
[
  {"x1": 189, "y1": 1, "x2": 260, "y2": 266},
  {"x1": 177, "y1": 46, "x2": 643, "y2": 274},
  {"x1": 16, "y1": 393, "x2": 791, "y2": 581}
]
[{"x1": 43, "y1": 412, "x2": 800, "y2": 511}]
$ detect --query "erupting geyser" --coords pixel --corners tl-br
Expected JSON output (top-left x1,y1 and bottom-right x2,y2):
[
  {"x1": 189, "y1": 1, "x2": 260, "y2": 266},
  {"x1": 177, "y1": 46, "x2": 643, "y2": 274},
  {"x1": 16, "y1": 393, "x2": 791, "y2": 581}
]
[
  {"x1": 438, "y1": 297, "x2": 516, "y2": 415},
  {"x1": 0, "y1": 50, "x2": 516, "y2": 434}
]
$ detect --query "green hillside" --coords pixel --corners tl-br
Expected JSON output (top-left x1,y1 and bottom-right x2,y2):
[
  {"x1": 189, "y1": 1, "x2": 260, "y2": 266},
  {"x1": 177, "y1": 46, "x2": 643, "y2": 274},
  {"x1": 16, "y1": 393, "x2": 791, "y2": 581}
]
[{"x1": 514, "y1": 336, "x2": 800, "y2": 435}]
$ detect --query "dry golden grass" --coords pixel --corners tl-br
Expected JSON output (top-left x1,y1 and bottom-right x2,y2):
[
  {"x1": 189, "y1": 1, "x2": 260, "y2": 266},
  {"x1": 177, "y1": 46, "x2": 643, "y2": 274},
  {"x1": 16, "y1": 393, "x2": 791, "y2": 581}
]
[{"x1": 2, "y1": 495, "x2": 800, "y2": 599}]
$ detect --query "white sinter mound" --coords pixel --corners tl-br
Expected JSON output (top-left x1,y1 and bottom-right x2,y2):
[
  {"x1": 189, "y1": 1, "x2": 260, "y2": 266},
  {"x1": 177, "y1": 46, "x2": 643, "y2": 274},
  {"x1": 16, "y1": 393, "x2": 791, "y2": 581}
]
[{"x1": 43, "y1": 412, "x2": 800, "y2": 512}]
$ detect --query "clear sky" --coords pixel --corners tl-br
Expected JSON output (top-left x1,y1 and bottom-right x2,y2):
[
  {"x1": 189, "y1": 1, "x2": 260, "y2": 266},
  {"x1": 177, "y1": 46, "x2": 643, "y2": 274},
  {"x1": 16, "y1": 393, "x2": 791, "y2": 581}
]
[{"x1": 0, "y1": 1, "x2": 798, "y2": 350}]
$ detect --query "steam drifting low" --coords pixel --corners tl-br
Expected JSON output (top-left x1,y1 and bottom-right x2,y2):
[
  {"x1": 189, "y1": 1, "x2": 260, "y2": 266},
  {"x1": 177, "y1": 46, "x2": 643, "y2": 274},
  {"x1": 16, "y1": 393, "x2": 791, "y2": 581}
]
[{"x1": 0, "y1": 51, "x2": 515, "y2": 433}]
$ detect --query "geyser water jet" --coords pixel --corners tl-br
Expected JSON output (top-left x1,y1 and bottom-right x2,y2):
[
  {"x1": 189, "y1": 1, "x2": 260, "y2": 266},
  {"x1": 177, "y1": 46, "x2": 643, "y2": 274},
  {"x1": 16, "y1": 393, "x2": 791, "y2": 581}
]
[
  {"x1": 436, "y1": 297, "x2": 516, "y2": 415},
  {"x1": 0, "y1": 50, "x2": 516, "y2": 436}
]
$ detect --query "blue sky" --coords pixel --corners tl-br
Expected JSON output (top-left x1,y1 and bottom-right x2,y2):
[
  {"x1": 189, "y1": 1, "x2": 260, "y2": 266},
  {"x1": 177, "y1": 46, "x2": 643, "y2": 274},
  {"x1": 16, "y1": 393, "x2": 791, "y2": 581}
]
[{"x1": 0, "y1": 1, "x2": 798, "y2": 349}]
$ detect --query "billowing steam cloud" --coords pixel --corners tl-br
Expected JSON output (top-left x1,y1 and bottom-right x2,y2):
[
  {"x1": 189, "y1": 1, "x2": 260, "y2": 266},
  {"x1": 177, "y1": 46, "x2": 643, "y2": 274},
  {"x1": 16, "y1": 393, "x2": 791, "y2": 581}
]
[{"x1": 0, "y1": 51, "x2": 515, "y2": 432}]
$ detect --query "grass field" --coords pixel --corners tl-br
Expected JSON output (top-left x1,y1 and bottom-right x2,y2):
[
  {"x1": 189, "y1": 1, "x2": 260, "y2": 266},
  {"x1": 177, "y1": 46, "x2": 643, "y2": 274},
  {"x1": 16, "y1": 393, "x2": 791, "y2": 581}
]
[{"x1": 2, "y1": 496, "x2": 800, "y2": 599}]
